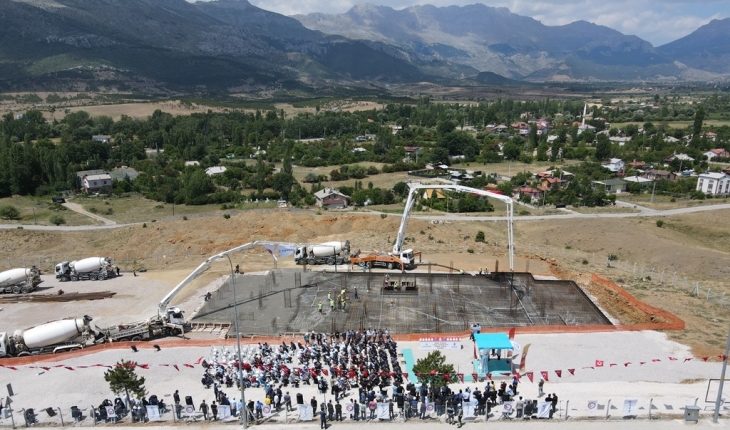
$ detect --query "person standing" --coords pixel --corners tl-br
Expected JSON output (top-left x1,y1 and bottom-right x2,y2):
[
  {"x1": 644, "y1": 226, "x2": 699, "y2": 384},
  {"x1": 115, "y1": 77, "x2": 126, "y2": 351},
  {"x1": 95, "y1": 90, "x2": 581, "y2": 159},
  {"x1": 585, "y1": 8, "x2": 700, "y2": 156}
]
[
  {"x1": 319, "y1": 408, "x2": 327, "y2": 429},
  {"x1": 354, "y1": 287, "x2": 359, "y2": 299},
  {"x1": 335, "y1": 401, "x2": 342, "y2": 421},
  {"x1": 329, "y1": 298, "x2": 335, "y2": 312},
  {"x1": 551, "y1": 393, "x2": 558, "y2": 415},
  {"x1": 199, "y1": 400, "x2": 209, "y2": 420},
  {"x1": 284, "y1": 392, "x2": 292, "y2": 412},
  {"x1": 211, "y1": 401, "x2": 218, "y2": 421},
  {"x1": 420, "y1": 400, "x2": 427, "y2": 419},
  {"x1": 327, "y1": 400, "x2": 334, "y2": 421},
  {"x1": 538, "y1": 378, "x2": 545, "y2": 397},
  {"x1": 515, "y1": 397, "x2": 524, "y2": 419},
  {"x1": 311, "y1": 396, "x2": 318, "y2": 413},
  {"x1": 318, "y1": 301, "x2": 323, "y2": 313}
]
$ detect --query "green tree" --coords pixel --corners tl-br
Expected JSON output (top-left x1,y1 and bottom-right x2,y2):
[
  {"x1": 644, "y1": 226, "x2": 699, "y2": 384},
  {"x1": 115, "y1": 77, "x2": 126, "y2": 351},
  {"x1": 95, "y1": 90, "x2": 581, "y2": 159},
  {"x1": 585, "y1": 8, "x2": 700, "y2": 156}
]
[
  {"x1": 475, "y1": 231, "x2": 485, "y2": 243},
  {"x1": 255, "y1": 154, "x2": 265, "y2": 195},
  {"x1": 693, "y1": 106, "x2": 705, "y2": 137},
  {"x1": 502, "y1": 141, "x2": 521, "y2": 160},
  {"x1": 104, "y1": 360, "x2": 147, "y2": 408},
  {"x1": 595, "y1": 134, "x2": 611, "y2": 161},
  {"x1": 49, "y1": 214, "x2": 66, "y2": 226},
  {"x1": 0, "y1": 205, "x2": 20, "y2": 220},
  {"x1": 412, "y1": 350, "x2": 455, "y2": 390}
]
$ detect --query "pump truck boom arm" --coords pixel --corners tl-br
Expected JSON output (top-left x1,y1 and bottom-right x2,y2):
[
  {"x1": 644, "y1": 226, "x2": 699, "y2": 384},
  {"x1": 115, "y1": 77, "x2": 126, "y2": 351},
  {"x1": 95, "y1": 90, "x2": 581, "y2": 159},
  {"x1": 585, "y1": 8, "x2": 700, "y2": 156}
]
[
  {"x1": 157, "y1": 240, "x2": 310, "y2": 317},
  {"x1": 393, "y1": 183, "x2": 515, "y2": 271}
]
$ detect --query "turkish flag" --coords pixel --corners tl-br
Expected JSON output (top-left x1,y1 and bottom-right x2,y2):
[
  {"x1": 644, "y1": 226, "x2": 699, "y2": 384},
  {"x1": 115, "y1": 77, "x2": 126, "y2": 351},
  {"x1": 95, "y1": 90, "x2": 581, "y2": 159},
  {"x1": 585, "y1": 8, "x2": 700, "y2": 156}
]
[
  {"x1": 702, "y1": 357, "x2": 709, "y2": 362},
  {"x1": 525, "y1": 372, "x2": 534, "y2": 383},
  {"x1": 6, "y1": 366, "x2": 17, "y2": 371},
  {"x1": 639, "y1": 362, "x2": 646, "y2": 366},
  {"x1": 65, "y1": 366, "x2": 75, "y2": 371},
  {"x1": 652, "y1": 359, "x2": 661, "y2": 362},
  {"x1": 567, "y1": 369, "x2": 575, "y2": 375},
  {"x1": 457, "y1": 373, "x2": 465, "y2": 383},
  {"x1": 195, "y1": 357, "x2": 204, "y2": 365},
  {"x1": 173, "y1": 365, "x2": 179, "y2": 371},
  {"x1": 554, "y1": 370, "x2": 562, "y2": 378},
  {"x1": 444, "y1": 373, "x2": 451, "y2": 382},
  {"x1": 322, "y1": 369, "x2": 329, "y2": 376},
  {"x1": 540, "y1": 371, "x2": 549, "y2": 382},
  {"x1": 430, "y1": 369, "x2": 438, "y2": 375},
  {"x1": 668, "y1": 357, "x2": 678, "y2": 361},
  {"x1": 595, "y1": 360, "x2": 604, "y2": 367},
  {"x1": 720, "y1": 355, "x2": 728, "y2": 361},
  {"x1": 77, "y1": 365, "x2": 88, "y2": 369},
  {"x1": 684, "y1": 358, "x2": 692, "y2": 362},
  {"x1": 41, "y1": 366, "x2": 51, "y2": 371},
  {"x1": 609, "y1": 363, "x2": 617, "y2": 367},
  {"x1": 624, "y1": 362, "x2": 631, "y2": 367},
  {"x1": 403, "y1": 373, "x2": 409, "y2": 379},
  {"x1": 487, "y1": 373, "x2": 492, "y2": 380},
  {"x1": 184, "y1": 364, "x2": 194, "y2": 368},
  {"x1": 472, "y1": 373, "x2": 478, "y2": 382}
]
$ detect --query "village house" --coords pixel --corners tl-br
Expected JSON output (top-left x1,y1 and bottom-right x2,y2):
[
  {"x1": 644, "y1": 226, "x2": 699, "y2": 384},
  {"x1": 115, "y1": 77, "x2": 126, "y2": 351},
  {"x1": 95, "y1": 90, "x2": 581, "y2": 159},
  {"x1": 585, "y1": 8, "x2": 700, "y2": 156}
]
[
  {"x1": 592, "y1": 179, "x2": 626, "y2": 194},
  {"x1": 704, "y1": 149, "x2": 729, "y2": 160},
  {"x1": 603, "y1": 158, "x2": 625, "y2": 173},
  {"x1": 92, "y1": 135, "x2": 112, "y2": 144},
  {"x1": 704, "y1": 132, "x2": 718, "y2": 142},
  {"x1": 665, "y1": 153, "x2": 694, "y2": 164},
  {"x1": 314, "y1": 187, "x2": 350, "y2": 209},
  {"x1": 205, "y1": 166, "x2": 227, "y2": 176},
  {"x1": 697, "y1": 172, "x2": 730, "y2": 195},
  {"x1": 422, "y1": 189, "x2": 446, "y2": 200},
  {"x1": 643, "y1": 169, "x2": 676, "y2": 182},
  {"x1": 512, "y1": 185, "x2": 542, "y2": 202},
  {"x1": 82, "y1": 173, "x2": 113, "y2": 193}
]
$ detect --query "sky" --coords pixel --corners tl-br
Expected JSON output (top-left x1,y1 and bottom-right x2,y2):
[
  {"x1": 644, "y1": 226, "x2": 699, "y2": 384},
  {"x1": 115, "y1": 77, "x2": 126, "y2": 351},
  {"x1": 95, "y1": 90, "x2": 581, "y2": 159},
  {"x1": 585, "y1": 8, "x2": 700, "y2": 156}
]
[{"x1": 220, "y1": 0, "x2": 730, "y2": 46}]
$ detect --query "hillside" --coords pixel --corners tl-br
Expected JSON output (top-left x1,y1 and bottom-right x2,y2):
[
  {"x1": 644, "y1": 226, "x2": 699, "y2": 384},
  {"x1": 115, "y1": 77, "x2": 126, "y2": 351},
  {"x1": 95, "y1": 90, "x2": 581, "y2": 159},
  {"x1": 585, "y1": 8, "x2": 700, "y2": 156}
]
[
  {"x1": 658, "y1": 18, "x2": 730, "y2": 74},
  {"x1": 294, "y1": 3, "x2": 725, "y2": 81}
]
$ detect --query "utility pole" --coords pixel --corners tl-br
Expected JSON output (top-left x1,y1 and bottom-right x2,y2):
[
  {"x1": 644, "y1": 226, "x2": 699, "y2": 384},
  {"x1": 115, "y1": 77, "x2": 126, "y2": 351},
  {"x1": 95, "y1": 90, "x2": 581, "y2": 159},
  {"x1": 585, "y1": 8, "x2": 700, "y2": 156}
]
[
  {"x1": 651, "y1": 181, "x2": 656, "y2": 203},
  {"x1": 713, "y1": 325, "x2": 730, "y2": 423}
]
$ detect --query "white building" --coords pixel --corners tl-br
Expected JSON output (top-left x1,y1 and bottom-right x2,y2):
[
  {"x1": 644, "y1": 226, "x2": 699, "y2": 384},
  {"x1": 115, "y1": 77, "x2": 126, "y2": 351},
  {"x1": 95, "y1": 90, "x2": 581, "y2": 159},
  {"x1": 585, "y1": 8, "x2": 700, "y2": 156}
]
[
  {"x1": 604, "y1": 158, "x2": 625, "y2": 173},
  {"x1": 205, "y1": 166, "x2": 227, "y2": 176},
  {"x1": 697, "y1": 172, "x2": 730, "y2": 195},
  {"x1": 83, "y1": 174, "x2": 113, "y2": 193}
]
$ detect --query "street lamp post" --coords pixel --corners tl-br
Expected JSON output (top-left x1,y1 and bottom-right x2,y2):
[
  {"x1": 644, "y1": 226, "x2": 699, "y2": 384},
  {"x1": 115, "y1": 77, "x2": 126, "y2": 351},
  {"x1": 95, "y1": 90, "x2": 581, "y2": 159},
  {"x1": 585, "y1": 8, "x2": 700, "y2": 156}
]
[{"x1": 219, "y1": 254, "x2": 247, "y2": 428}]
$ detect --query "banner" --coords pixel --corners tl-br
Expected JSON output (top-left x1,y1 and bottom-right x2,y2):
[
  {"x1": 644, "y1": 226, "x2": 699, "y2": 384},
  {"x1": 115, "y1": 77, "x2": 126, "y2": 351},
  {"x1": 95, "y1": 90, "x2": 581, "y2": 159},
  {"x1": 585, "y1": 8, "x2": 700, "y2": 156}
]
[
  {"x1": 376, "y1": 403, "x2": 389, "y2": 420},
  {"x1": 537, "y1": 402, "x2": 551, "y2": 418},
  {"x1": 586, "y1": 400, "x2": 598, "y2": 414},
  {"x1": 105, "y1": 406, "x2": 116, "y2": 418},
  {"x1": 263, "y1": 244, "x2": 278, "y2": 262},
  {"x1": 622, "y1": 399, "x2": 638, "y2": 416},
  {"x1": 278, "y1": 245, "x2": 296, "y2": 258},
  {"x1": 540, "y1": 371, "x2": 549, "y2": 382},
  {"x1": 502, "y1": 402, "x2": 513, "y2": 416},
  {"x1": 218, "y1": 405, "x2": 231, "y2": 420},
  {"x1": 461, "y1": 399, "x2": 477, "y2": 418},
  {"x1": 595, "y1": 360, "x2": 604, "y2": 367},
  {"x1": 426, "y1": 403, "x2": 435, "y2": 415},
  {"x1": 298, "y1": 405, "x2": 313, "y2": 421},
  {"x1": 183, "y1": 405, "x2": 195, "y2": 417},
  {"x1": 146, "y1": 405, "x2": 161, "y2": 421},
  {"x1": 518, "y1": 343, "x2": 531, "y2": 373},
  {"x1": 345, "y1": 403, "x2": 355, "y2": 415},
  {"x1": 419, "y1": 337, "x2": 461, "y2": 350},
  {"x1": 262, "y1": 405, "x2": 273, "y2": 418}
]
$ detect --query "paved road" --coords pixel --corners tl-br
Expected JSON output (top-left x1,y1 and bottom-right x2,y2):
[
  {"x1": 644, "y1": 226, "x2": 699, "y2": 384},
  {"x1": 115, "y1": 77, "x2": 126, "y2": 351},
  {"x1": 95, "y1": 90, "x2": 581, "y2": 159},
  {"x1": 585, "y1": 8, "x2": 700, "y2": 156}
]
[{"x1": 2, "y1": 202, "x2": 730, "y2": 232}]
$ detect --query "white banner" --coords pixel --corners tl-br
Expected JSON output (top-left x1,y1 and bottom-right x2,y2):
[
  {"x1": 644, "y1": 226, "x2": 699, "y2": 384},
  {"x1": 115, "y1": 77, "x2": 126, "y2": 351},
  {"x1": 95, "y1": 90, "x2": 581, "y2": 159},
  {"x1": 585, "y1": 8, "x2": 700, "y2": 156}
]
[
  {"x1": 461, "y1": 399, "x2": 477, "y2": 418},
  {"x1": 537, "y1": 402, "x2": 551, "y2": 418},
  {"x1": 502, "y1": 402, "x2": 513, "y2": 416},
  {"x1": 345, "y1": 403, "x2": 355, "y2": 415},
  {"x1": 419, "y1": 337, "x2": 461, "y2": 350},
  {"x1": 218, "y1": 405, "x2": 231, "y2": 420},
  {"x1": 105, "y1": 406, "x2": 116, "y2": 418},
  {"x1": 146, "y1": 405, "x2": 161, "y2": 421},
  {"x1": 262, "y1": 405, "x2": 273, "y2": 417},
  {"x1": 263, "y1": 245, "x2": 279, "y2": 262},
  {"x1": 278, "y1": 245, "x2": 296, "y2": 258},
  {"x1": 426, "y1": 402, "x2": 435, "y2": 415},
  {"x1": 183, "y1": 405, "x2": 195, "y2": 417},
  {"x1": 586, "y1": 400, "x2": 598, "y2": 413},
  {"x1": 298, "y1": 405, "x2": 313, "y2": 421},
  {"x1": 376, "y1": 403, "x2": 389, "y2": 420},
  {"x1": 623, "y1": 399, "x2": 638, "y2": 416}
]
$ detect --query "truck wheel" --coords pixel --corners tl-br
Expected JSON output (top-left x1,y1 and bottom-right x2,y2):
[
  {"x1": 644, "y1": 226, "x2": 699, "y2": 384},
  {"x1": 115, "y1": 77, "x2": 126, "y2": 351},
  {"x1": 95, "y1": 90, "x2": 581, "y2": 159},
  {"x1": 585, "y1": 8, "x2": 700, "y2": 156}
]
[
  {"x1": 387, "y1": 262, "x2": 394, "y2": 270},
  {"x1": 17, "y1": 351, "x2": 30, "y2": 357},
  {"x1": 12, "y1": 286, "x2": 21, "y2": 294},
  {"x1": 367, "y1": 262, "x2": 372, "y2": 269},
  {"x1": 71, "y1": 276, "x2": 78, "y2": 282},
  {"x1": 169, "y1": 328, "x2": 181, "y2": 336},
  {"x1": 326, "y1": 257, "x2": 335, "y2": 265},
  {"x1": 131, "y1": 336, "x2": 142, "y2": 342},
  {"x1": 21, "y1": 287, "x2": 30, "y2": 294},
  {"x1": 307, "y1": 258, "x2": 315, "y2": 265}
]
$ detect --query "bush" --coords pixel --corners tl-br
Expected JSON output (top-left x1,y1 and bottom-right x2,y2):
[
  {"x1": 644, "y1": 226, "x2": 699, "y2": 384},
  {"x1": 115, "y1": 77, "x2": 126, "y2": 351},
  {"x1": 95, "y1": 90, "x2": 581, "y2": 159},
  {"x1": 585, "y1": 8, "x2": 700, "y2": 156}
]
[
  {"x1": 155, "y1": 205, "x2": 164, "y2": 209},
  {"x1": 182, "y1": 216, "x2": 188, "y2": 221},
  {"x1": 143, "y1": 222, "x2": 147, "y2": 228},
  {"x1": 0, "y1": 205, "x2": 20, "y2": 220},
  {"x1": 49, "y1": 214, "x2": 66, "y2": 226},
  {"x1": 105, "y1": 208, "x2": 113, "y2": 215},
  {"x1": 88, "y1": 207, "x2": 98, "y2": 214},
  {"x1": 380, "y1": 213, "x2": 387, "y2": 219},
  {"x1": 475, "y1": 231, "x2": 485, "y2": 242},
  {"x1": 223, "y1": 214, "x2": 231, "y2": 219},
  {"x1": 467, "y1": 249, "x2": 474, "y2": 254},
  {"x1": 582, "y1": 259, "x2": 589, "y2": 265},
  {"x1": 608, "y1": 254, "x2": 618, "y2": 261},
  {"x1": 656, "y1": 220, "x2": 664, "y2": 228}
]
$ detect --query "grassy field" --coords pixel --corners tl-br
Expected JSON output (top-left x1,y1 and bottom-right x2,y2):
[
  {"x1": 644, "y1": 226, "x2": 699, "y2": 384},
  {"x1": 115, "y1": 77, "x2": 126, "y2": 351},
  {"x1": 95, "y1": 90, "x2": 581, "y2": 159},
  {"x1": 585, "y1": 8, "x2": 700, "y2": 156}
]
[
  {"x1": 617, "y1": 193, "x2": 730, "y2": 210},
  {"x1": 611, "y1": 120, "x2": 730, "y2": 130},
  {"x1": 73, "y1": 194, "x2": 278, "y2": 224},
  {"x1": 0, "y1": 196, "x2": 95, "y2": 226}
]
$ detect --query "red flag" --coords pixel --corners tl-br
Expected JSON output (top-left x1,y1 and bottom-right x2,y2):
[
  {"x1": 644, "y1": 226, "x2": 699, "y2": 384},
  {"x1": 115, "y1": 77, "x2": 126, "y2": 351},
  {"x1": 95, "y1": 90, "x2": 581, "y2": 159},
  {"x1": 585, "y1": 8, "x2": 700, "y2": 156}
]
[
  {"x1": 669, "y1": 357, "x2": 678, "y2": 361},
  {"x1": 525, "y1": 371, "x2": 534, "y2": 383},
  {"x1": 652, "y1": 359, "x2": 661, "y2": 362},
  {"x1": 64, "y1": 366, "x2": 75, "y2": 371},
  {"x1": 513, "y1": 373, "x2": 520, "y2": 381},
  {"x1": 684, "y1": 358, "x2": 692, "y2": 362},
  {"x1": 335, "y1": 369, "x2": 342, "y2": 376},
  {"x1": 184, "y1": 364, "x2": 194, "y2": 368},
  {"x1": 416, "y1": 373, "x2": 422, "y2": 378},
  {"x1": 554, "y1": 370, "x2": 562, "y2": 378},
  {"x1": 195, "y1": 357, "x2": 204, "y2": 365},
  {"x1": 160, "y1": 364, "x2": 169, "y2": 367},
  {"x1": 486, "y1": 373, "x2": 492, "y2": 380},
  {"x1": 321, "y1": 369, "x2": 329, "y2": 376},
  {"x1": 173, "y1": 365, "x2": 179, "y2": 371},
  {"x1": 6, "y1": 366, "x2": 17, "y2": 371},
  {"x1": 430, "y1": 369, "x2": 438, "y2": 375},
  {"x1": 402, "y1": 373, "x2": 408, "y2": 379},
  {"x1": 639, "y1": 362, "x2": 646, "y2": 366},
  {"x1": 138, "y1": 364, "x2": 149, "y2": 369},
  {"x1": 472, "y1": 373, "x2": 478, "y2": 382},
  {"x1": 595, "y1": 360, "x2": 604, "y2": 367},
  {"x1": 582, "y1": 367, "x2": 594, "y2": 370},
  {"x1": 567, "y1": 369, "x2": 575, "y2": 375},
  {"x1": 540, "y1": 371, "x2": 549, "y2": 382},
  {"x1": 720, "y1": 355, "x2": 728, "y2": 361},
  {"x1": 41, "y1": 367, "x2": 51, "y2": 371},
  {"x1": 609, "y1": 363, "x2": 617, "y2": 367},
  {"x1": 624, "y1": 362, "x2": 631, "y2": 367},
  {"x1": 444, "y1": 373, "x2": 451, "y2": 382},
  {"x1": 388, "y1": 372, "x2": 395, "y2": 377},
  {"x1": 702, "y1": 357, "x2": 709, "y2": 362},
  {"x1": 501, "y1": 373, "x2": 511, "y2": 376},
  {"x1": 77, "y1": 365, "x2": 88, "y2": 369},
  {"x1": 457, "y1": 373, "x2": 465, "y2": 384},
  {"x1": 93, "y1": 364, "x2": 106, "y2": 367},
  {"x1": 55, "y1": 364, "x2": 65, "y2": 368},
  {"x1": 508, "y1": 327, "x2": 516, "y2": 340}
]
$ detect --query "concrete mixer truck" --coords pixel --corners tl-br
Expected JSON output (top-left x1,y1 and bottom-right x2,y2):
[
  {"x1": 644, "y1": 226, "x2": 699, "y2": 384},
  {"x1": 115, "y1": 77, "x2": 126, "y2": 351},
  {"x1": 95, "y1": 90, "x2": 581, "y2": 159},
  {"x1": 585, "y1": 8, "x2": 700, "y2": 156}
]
[
  {"x1": 0, "y1": 315, "x2": 99, "y2": 357},
  {"x1": 294, "y1": 241, "x2": 350, "y2": 265},
  {"x1": 0, "y1": 267, "x2": 41, "y2": 294},
  {"x1": 55, "y1": 257, "x2": 117, "y2": 282}
]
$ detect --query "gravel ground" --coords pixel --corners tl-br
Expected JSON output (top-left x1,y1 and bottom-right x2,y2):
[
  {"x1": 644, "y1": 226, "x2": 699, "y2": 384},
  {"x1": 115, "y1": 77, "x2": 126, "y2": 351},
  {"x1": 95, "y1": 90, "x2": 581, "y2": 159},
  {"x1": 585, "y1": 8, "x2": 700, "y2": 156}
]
[{"x1": 0, "y1": 331, "x2": 727, "y2": 427}]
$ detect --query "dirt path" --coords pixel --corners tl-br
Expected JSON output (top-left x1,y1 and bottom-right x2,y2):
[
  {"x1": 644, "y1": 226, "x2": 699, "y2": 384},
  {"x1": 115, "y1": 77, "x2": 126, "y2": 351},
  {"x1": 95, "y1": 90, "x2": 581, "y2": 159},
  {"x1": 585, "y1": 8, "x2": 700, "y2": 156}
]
[{"x1": 62, "y1": 201, "x2": 117, "y2": 225}]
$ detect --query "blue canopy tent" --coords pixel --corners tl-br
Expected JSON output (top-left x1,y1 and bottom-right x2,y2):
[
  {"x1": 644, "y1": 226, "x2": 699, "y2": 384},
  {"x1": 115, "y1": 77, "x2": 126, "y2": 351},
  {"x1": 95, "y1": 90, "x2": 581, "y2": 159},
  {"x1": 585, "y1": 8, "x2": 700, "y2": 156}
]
[{"x1": 473, "y1": 333, "x2": 515, "y2": 377}]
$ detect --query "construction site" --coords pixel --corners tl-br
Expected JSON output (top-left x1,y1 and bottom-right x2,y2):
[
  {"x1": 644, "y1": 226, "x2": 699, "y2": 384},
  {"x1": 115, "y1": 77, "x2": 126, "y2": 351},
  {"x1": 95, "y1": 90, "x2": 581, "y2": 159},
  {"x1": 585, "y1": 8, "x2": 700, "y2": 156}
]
[{"x1": 192, "y1": 268, "x2": 611, "y2": 337}]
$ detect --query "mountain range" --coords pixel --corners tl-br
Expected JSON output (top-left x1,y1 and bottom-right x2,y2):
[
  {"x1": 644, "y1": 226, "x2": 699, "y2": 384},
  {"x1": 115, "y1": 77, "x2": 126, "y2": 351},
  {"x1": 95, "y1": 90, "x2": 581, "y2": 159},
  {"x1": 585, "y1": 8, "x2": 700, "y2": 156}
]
[
  {"x1": 0, "y1": 0, "x2": 728, "y2": 93},
  {"x1": 295, "y1": 3, "x2": 730, "y2": 82}
]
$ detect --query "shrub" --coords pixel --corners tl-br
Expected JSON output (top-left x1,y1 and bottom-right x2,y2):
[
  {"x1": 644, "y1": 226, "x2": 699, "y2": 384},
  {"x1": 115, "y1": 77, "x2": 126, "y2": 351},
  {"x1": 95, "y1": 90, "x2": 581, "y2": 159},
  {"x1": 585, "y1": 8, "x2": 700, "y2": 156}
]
[
  {"x1": 656, "y1": 220, "x2": 664, "y2": 228},
  {"x1": 155, "y1": 205, "x2": 164, "y2": 209},
  {"x1": 670, "y1": 198, "x2": 676, "y2": 202},
  {"x1": 143, "y1": 223, "x2": 147, "y2": 228},
  {"x1": 49, "y1": 214, "x2": 66, "y2": 226},
  {"x1": 420, "y1": 230, "x2": 425, "y2": 235},
  {"x1": 519, "y1": 210, "x2": 530, "y2": 216},
  {"x1": 0, "y1": 205, "x2": 20, "y2": 220},
  {"x1": 475, "y1": 231, "x2": 485, "y2": 242},
  {"x1": 105, "y1": 208, "x2": 113, "y2": 215},
  {"x1": 88, "y1": 207, "x2": 98, "y2": 214},
  {"x1": 608, "y1": 254, "x2": 618, "y2": 261},
  {"x1": 224, "y1": 213, "x2": 231, "y2": 219},
  {"x1": 582, "y1": 259, "x2": 589, "y2": 265},
  {"x1": 467, "y1": 249, "x2": 474, "y2": 254},
  {"x1": 380, "y1": 213, "x2": 387, "y2": 219},
  {"x1": 565, "y1": 245, "x2": 572, "y2": 250},
  {"x1": 428, "y1": 235, "x2": 434, "y2": 240},
  {"x1": 182, "y1": 216, "x2": 188, "y2": 221}
]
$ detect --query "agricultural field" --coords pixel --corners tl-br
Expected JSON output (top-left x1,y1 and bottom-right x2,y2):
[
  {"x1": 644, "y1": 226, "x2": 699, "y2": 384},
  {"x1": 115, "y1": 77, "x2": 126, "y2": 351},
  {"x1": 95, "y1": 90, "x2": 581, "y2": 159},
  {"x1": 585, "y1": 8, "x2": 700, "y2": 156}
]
[{"x1": 0, "y1": 196, "x2": 95, "y2": 226}]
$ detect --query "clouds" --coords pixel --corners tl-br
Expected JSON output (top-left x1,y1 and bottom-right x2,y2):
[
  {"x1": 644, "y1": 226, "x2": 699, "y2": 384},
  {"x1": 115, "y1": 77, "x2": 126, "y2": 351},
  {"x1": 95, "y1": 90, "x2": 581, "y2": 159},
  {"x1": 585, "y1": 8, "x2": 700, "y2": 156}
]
[{"x1": 234, "y1": 0, "x2": 730, "y2": 45}]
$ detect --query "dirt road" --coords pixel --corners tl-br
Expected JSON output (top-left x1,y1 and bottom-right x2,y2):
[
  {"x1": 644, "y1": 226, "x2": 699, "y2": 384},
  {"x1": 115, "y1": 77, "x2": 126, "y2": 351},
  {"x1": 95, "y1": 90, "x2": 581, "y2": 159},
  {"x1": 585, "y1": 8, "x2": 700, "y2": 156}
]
[{"x1": 62, "y1": 201, "x2": 117, "y2": 225}]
